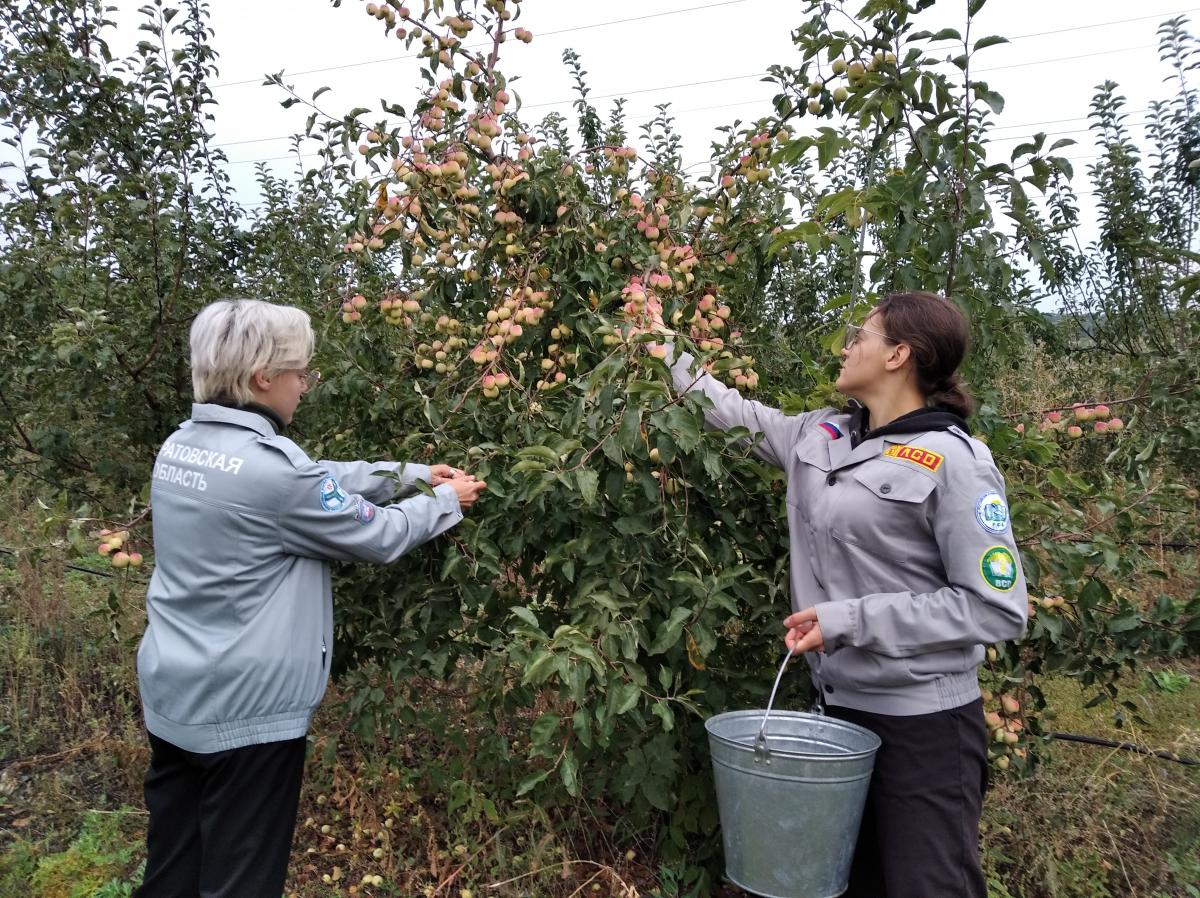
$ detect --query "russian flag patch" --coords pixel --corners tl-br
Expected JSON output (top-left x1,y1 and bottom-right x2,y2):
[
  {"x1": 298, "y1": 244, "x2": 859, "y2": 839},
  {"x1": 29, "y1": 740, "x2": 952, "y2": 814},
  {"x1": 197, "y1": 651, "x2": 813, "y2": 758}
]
[{"x1": 819, "y1": 422, "x2": 843, "y2": 440}]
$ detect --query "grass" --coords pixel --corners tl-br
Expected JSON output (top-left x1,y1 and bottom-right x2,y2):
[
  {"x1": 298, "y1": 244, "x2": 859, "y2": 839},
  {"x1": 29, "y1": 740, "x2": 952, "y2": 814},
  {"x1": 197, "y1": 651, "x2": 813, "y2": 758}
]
[{"x1": 1, "y1": 523, "x2": 1197, "y2": 897}]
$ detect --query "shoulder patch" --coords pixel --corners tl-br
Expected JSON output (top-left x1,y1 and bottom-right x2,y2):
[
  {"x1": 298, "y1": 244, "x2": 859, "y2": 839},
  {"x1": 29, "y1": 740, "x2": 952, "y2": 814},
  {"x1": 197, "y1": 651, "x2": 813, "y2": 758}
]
[
  {"x1": 819, "y1": 421, "x2": 844, "y2": 440},
  {"x1": 979, "y1": 545, "x2": 1018, "y2": 591},
  {"x1": 883, "y1": 444, "x2": 944, "y2": 472},
  {"x1": 975, "y1": 491, "x2": 1010, "y2": 534},
  {"x1": 354, "y1": 499, "x2": 376, "y2": 525},
  {"x1": 319, "y1": 475, "x2": 350, "y2": 512}
]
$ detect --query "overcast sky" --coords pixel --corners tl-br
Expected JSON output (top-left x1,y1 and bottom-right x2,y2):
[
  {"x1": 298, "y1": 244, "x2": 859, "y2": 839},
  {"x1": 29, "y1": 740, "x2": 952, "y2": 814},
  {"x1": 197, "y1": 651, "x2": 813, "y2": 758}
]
[{"x1": 92, "y1": 0, "x2": 1200, "y2": 232}]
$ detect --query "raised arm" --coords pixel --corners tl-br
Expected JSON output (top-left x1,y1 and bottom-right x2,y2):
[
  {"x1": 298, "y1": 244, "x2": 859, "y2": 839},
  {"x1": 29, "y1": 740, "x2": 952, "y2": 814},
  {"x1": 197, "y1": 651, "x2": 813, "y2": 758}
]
[{"x1": 670, "y1": 349, "x2": 810, "y2": 469}]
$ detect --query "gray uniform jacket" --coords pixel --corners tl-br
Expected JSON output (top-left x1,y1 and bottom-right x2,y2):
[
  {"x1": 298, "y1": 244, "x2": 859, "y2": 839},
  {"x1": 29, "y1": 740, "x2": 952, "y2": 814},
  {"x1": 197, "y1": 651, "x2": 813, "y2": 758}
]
[
  {"x1": 137, "y1": 404, "x2": 463, "y2": 753},
  {"x1": 671, "y1": 352, "x2": 1027, "y2": 715}
]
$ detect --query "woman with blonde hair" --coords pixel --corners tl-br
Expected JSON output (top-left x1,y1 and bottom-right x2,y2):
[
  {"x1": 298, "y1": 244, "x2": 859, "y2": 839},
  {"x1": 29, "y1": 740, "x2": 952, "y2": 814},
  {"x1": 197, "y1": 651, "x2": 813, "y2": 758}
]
[{"x1": 134, "y1": 299, "x2": 487, "y2": 897}]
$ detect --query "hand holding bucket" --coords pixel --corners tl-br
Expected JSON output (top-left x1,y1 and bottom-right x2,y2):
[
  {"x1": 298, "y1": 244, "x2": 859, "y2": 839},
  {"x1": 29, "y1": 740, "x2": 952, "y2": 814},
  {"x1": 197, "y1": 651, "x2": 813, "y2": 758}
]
[{"x1": 706, "y1": 640, "x2": 881, "y2": 898}]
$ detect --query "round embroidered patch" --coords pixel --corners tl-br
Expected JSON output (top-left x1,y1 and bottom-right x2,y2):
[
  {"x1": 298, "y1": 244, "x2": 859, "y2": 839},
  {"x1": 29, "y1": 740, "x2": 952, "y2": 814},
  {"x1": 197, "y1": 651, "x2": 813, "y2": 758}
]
[
  {"x1": 975, "y1": 491, "x2": 1010, "y2": 534},
  {"x1": 980, "y1": 546, "x2": 1018, "y2": 592},
  {"x1": 319, "y1": 475, "x2": 349, "y2": 512}
]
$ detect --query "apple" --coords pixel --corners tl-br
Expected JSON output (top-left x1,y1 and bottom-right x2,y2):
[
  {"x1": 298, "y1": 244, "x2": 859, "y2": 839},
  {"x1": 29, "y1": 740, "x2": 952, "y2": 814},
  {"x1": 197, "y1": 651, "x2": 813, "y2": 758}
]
[
  {"x1": 111, "y1": 551, "x2": 130, "y2": 568},
  {"x1": 833, "y1": 86, "x2": 849, "y2": 103},
  {"x1": 1066, "y1": 425, "x2": 1083, "y2": 439},
  {"x1": 128, "y1": 552, "x2": 143, "y2": 568},
  {"x1": 1107, "y1": 417, "x2": 1125, "y2": 432}
]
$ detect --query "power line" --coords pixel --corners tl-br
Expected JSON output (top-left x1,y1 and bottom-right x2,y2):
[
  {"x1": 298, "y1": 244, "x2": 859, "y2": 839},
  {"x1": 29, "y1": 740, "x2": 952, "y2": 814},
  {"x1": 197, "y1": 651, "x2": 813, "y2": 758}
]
[
  {"x1": 211, "y1": 103, "x2": 1162, "y2": 154},
  {"x1": 209, "y1": 43, "x2": 1174, "y2": 153},
  {"x1": 975, "y1": 43, "x2": 1155, "y2": 74},
  {"x1": 945, "y1": 9, "x2": 1198, "y2": 44},
  {"x1": 212, "y1": 0, "x2": 751, "y2": 89}
]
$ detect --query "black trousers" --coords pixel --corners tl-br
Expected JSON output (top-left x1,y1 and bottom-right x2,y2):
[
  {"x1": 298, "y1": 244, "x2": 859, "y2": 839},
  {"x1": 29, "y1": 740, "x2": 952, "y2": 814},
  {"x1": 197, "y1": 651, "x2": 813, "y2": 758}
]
[
  {"x1": 825, "y1": 699, "x2": 989, "y2": 898},
  {"x1": 134, "y1": 732, "x2": 307, "y2": 898}
]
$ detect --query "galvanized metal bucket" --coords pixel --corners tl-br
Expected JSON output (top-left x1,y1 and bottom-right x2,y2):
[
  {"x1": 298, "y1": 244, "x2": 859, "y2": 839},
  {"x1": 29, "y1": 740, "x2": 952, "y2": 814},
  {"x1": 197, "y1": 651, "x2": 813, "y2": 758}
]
[{"x1": 705, "y1": 656, "x2": 881, "y2": 898}]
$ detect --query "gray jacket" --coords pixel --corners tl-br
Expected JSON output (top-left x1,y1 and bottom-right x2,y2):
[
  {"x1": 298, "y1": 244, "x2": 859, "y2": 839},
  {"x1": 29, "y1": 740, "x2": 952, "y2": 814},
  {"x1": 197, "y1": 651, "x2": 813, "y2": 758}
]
[
  {"x1": 672, "y1": 353, "x2": 1027, "y2": 715},
  {"x1": 137, "y1": 404, "x2": 463, "y2": 753}
]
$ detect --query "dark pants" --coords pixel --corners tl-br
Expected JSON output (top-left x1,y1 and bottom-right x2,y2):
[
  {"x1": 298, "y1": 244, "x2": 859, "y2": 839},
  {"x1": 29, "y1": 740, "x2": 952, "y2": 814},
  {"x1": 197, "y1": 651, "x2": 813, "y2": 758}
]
[
  {"x1": 825, "y1": 699, "x2": 989, "y2": 898},
  {"x1": 134, "y1": 732, "x2": 307, "y2": 898}
]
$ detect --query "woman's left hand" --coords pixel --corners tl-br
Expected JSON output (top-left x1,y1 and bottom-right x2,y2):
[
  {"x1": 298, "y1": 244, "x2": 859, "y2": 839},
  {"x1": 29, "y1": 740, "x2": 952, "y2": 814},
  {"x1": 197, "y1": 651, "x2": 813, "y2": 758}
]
[
  {"x1": 783, "y1": 607, "x2": 825, "y2": 654},
  {"x1": 430, "y1": 464, "x2": 470, "y2": 485}
]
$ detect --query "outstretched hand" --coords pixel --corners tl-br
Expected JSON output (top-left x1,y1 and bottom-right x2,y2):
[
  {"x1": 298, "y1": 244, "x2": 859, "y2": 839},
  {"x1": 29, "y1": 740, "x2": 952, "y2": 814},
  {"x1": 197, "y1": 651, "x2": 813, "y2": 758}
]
[
  {"x1": 783, "y1": 607, "x2": 825, "y2": 654},
  {"x1": 447, "y1": 477, "x2": 487, "y2": 510},
  {"x1": 430, "y1": 463, "x2": 472, "y2": 486}
]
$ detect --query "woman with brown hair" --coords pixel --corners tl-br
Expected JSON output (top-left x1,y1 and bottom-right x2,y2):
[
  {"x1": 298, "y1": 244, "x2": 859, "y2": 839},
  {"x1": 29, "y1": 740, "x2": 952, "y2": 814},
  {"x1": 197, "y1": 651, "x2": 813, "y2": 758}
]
[{"x1": 666, "y1": 291, "x2": 1027, "y2": 897}]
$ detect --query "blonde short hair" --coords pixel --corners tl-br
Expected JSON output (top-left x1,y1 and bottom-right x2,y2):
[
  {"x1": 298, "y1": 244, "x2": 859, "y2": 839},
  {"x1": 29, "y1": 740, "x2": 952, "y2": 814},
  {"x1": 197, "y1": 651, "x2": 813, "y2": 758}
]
[{"x1": 190, "y1": 300, "x2": 314, "y2": 404}]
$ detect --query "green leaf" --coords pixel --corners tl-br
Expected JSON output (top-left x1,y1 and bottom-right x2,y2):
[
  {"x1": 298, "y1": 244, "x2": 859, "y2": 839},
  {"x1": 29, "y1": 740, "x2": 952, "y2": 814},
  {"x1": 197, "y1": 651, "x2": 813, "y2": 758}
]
[
  {"x1": 576, "y1": 468, "x2": 599, "y2": 505},
  {"x1": 516, "y1": 768, "x2": 550, "y2": 796},
  {"x1": 560, "y1": 749, "x2": 580, "y2": 797},
  {"x1": 530, "y1": 713, "x2": 561, "y2": 745},
  {"x1": 510, "y1": 606, "x2": 540, "y2": 629},
  {"x1": 611, "y1": 681, "x2": 641, "y2": 715},
  {"x1": 973, "y1": 85, "x2": 1005, "y2": 115},
  {"x1": 973, "y1": 35, "x2": 1008, "y2": 51}
]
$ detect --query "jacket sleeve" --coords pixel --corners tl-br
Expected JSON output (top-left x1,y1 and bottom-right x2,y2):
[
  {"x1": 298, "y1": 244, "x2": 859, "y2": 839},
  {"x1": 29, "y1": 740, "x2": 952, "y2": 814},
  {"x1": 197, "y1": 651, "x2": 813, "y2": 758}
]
[
  {"x1": 315, "y1": 459, "x2": 432, "y2": 502},
  {"x1": 670, "y1": 349, "x2": 809, "y2": 469},
  {"x1": 278, "y1": 461, "x2": 462, "y2": 564},
  {"x1": 815, "y1": 456, "x2": 1028, "y2": 657}
]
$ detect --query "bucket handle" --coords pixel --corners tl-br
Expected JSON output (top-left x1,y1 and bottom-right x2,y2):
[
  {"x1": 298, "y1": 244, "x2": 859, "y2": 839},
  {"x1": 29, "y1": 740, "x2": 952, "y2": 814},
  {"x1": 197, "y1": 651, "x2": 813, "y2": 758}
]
[
  {"x1": 754, "y1": 647, "x2": 828, "y2": 764},
  {"x1": 754, "y1": 648, "x2": 795, "y2": 765}
]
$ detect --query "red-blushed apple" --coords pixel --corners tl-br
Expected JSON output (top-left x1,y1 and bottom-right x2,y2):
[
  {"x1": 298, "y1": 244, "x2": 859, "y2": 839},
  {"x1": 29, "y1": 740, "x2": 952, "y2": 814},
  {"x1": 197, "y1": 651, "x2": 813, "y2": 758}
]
[{"x1": 1066, "y1": 425, "x2": 1083, "y2": 439}]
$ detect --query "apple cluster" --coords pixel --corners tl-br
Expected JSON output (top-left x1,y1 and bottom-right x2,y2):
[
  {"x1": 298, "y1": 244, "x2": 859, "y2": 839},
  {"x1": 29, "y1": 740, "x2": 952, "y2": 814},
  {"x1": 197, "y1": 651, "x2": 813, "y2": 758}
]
[
  {"x1": 981, "y1": 687, "x2": 1025, "y2": 770},
  {"x1": 1026, "y1": 403, "x2": 1126, "y2": 439},
  {"x1": 804, "y1": 49, "x2": 899, "y2": 116},
  {"x1": 96, "y1": 528, "x2": 143, "y2": 569},
  {"x1": 332, "y1": 0, "x2": 773, "y2": 412}
]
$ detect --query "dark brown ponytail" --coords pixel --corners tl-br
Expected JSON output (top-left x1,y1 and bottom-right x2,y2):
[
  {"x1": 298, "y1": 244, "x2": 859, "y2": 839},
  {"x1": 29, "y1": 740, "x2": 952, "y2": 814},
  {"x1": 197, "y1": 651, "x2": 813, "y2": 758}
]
[{"x1": 874, "y1": 292, "x2": 974, "y2": 418}]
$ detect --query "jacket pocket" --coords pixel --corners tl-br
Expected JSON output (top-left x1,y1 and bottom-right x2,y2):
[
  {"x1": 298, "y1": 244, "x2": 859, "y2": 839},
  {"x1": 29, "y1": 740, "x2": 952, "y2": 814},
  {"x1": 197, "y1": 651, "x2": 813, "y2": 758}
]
[
  {"x1": 820, "y1": 646, "x2": 916, "y2": 691},
  {"x1": 828, "y1": 464, "x2": 937, "y2": 564}
]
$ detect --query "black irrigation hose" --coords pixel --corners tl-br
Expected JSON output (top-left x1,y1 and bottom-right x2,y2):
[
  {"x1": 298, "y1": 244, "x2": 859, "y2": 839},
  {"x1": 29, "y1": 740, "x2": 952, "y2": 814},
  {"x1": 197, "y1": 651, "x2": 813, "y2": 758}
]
[{"x1": 1049, "y1": 731, "x2": 1200, "y2": 766}]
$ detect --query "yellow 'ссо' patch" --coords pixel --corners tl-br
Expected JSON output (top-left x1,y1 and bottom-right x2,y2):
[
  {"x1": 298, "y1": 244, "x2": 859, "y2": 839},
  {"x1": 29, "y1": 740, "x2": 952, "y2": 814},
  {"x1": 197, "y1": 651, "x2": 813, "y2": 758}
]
[{"x1": 883, "y1": 444, "x2": 945, "y2": 473}]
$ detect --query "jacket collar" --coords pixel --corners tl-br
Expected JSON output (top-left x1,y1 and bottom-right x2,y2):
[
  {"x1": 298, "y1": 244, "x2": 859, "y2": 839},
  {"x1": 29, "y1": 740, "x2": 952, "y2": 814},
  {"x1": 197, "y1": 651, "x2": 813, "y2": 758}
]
[{"x1": 190, "y1": 403, "x2": 281, "y2": 437}]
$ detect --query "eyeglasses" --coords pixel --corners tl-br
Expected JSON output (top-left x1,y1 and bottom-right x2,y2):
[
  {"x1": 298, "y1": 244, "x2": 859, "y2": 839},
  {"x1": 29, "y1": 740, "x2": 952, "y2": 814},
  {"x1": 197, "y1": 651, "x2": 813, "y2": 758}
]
[
  {"x1": 842, "y1": 322, "x2": 896, "y2": 350},
  {"x1": 299, "y1": 369, "x2": 322, "y2": 391}
]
